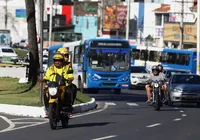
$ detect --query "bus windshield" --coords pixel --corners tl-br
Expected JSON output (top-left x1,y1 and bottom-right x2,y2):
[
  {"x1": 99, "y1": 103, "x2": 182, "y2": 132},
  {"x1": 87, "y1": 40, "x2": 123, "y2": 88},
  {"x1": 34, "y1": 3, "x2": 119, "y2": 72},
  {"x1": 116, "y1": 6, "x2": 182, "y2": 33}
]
[{"x1": 89, "y1": 49, "x2": 130, "y2": 72}]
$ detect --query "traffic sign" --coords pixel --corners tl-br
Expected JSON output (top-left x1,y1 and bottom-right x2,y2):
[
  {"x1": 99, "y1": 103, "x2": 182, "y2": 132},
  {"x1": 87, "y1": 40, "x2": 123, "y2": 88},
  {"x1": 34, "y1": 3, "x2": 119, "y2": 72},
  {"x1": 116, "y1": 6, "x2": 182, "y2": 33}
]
[{"x1": 16, "y1": 9, "x2": 26, "y2": 18}]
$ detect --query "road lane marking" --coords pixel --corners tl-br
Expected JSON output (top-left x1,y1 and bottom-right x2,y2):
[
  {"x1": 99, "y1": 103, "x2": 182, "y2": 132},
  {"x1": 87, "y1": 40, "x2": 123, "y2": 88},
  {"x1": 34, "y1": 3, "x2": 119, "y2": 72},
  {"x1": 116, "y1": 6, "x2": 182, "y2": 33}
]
[
  {"x1": 92, "y1": 135, "x2": 117, "y2": 140},
  {"x1": 174, "y1": 107, "x2": 179, "y2": 110},
  {"x1": 127, "y1": 103, "x2": 139, "y2": 106},
  {"x1": 174, "y1": 118, "x2": 182, "y2": 121},
  {"x1": 105, "y1": 102, "x2": 116, "y2": 106},
  {"x1": 182, "y1": 114, "x2": 187, "y2": 117},
  {"x1": 0, "y1": 104, "x2": 109, "y2": 133},
  {"x1": 180, "y1": 110, "x2": 184, "y2": 113},
  {"x1": 10, "y1": 118, "x2": 48, "y2": 121},
  {"x1": 146, "y1": 123, "x2": 161, "y2": 128},
  {"x1": 14, "y1": 122, "x2": 39, "y2": 124},
  {"x1": 0, "y1": 116, "x2": 15, "y2": 132}
]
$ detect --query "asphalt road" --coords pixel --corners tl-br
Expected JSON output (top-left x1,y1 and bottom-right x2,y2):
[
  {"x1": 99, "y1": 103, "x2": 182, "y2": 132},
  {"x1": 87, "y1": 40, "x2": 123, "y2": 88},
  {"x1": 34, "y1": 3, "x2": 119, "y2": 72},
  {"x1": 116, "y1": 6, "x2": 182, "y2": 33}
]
[{"x1": 0, "y1": 89, "x2": 200, "y2": 140}]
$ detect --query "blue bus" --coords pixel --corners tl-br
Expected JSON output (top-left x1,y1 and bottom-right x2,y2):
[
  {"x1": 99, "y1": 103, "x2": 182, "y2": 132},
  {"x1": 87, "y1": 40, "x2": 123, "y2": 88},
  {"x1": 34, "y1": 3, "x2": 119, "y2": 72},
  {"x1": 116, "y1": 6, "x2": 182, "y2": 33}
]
[
  {"x1": 48, "y1": 38, "x2": 131, "y2": 94},
  {"x1": 131, "y1": 45, "x2": 197, "y2": 73}
]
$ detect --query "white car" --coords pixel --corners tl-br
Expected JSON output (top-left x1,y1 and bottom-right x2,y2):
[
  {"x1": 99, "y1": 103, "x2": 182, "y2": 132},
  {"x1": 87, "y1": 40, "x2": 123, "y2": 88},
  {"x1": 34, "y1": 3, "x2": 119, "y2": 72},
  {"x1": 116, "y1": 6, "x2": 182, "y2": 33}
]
[
  {"x1": 0, "y1": 46, "x2": 18, "y2": 63},
  {"x1": 130, "y1": 66, "x2": 150, "y2": 88}
]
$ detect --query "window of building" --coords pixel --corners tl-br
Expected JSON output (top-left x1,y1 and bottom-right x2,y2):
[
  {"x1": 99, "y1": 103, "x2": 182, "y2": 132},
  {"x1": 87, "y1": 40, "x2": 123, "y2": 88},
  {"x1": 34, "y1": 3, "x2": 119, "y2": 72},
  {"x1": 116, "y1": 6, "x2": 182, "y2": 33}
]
[
  {"x1": 155, "y1": 13, "x2": 162, "y2": 26},
  {"x1": 164, "y1": 14, "x2": 169, "y2": 23}
]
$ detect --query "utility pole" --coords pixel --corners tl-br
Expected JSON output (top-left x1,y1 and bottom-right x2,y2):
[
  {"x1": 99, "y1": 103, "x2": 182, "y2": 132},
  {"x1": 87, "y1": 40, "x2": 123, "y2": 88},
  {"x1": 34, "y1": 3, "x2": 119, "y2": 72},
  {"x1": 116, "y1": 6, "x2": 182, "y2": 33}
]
[
  {"x1": 49, "y1": 0, "x2": 53, "y2": 47},
  {"x1": 5, "y1": 0, "x2": 8, "y2": 29},
  {"x1": 173, "y1": 0, "x2": 194, "y2": 49},
  {"x1": 125, "y1": 0, "x2": 130, "y2": 40},
  {"x1": 39, "y1": 0, "x2": 44, "y2": 103},
  {"x1": 197, "y1": 0, "x2": 200, "y2": 75},
  {"x1": 179, "y1": 0, "x2": 184, "y2": 49},
  {"x1": 99, "y1": 0, "x2": 104, "y2": 37}
]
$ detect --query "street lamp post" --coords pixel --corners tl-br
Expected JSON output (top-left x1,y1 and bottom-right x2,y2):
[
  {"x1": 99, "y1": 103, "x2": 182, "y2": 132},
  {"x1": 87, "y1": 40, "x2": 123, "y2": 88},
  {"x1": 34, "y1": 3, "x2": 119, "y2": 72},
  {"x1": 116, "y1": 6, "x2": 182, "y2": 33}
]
[
  {"x1": 197, "y1": 0, "x2": 200, "y2": 75},
  {"x1": 126, "y1": 0, "x2": 130, "y2": 40},
  {"x1": 39, "y1": 0, "x2": 44, "y2": 103}
]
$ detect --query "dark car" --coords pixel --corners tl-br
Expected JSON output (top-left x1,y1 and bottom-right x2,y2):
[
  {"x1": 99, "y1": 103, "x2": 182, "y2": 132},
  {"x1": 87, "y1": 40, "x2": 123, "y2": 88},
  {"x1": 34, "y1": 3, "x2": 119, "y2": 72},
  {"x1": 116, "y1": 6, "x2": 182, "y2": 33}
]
[
  {"x1": 163, "y1": 69, "x2": 191, "y2": 82},
  {"x1": 167, "y1": 74, "x2": 200, "y2": 106}
]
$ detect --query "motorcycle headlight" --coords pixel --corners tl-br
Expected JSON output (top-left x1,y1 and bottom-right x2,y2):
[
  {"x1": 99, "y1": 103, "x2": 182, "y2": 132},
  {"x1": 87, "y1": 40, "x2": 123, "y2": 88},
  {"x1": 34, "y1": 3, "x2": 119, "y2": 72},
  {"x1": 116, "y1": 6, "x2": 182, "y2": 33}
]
[
  {"x1": 48, "y1": 87, "x2": 58, "y2": 96},
  {"x1": 154, "y1": 83, "x2": 159, "y2": 88}
]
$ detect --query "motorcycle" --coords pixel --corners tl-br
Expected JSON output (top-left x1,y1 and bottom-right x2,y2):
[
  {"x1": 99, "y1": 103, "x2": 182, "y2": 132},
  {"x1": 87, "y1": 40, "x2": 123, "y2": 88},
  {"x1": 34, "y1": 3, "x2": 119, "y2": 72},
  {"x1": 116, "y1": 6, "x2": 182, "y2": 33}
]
[
  {"x1": 46, "y1": 78, "x2": 73, "y2": 130},
  {"x1": 151, "y1": 80, "x2": 163, "y2": 111}
]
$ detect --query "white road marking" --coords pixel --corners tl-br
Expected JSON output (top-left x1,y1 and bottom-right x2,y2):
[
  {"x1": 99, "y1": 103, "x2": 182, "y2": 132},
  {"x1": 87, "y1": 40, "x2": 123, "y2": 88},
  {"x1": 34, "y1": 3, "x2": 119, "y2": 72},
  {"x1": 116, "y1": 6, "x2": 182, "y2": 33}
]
[
  {"x1": 180, "y1": 110, "x2": 184, "y2": 113},
  {"x1": 92, "y1": 135, "x2": 117, "y2": 140},
  {"x1": 174, "y1": 107, "x2": 179, "y2": 110},
  {"x1": 182, "y1": 114, "x2": 187, "y2": 117},
  {"x1": 105, "y1": 102, "x2": 116, "y2": 106},
  {"x1": 146, "y1": 123, "x2": 161, "y2": 128},
  {"x1": 0, "y1": 103, "x2": 108, "y2": 133},
  {"x1": 10, "y1": 118, "x2": 48, "y2": 121},
  {"x1": 0, "y1": 116, "x2": 15, "y2": 132},
  {"x1": 14, "y1": 122, "x2": 39, "y2": 124},
  {"x1": 174, "y1": 118, "x2": 182, "y2": 121},
  {"x1": 127, "y1": 103, "x2": 139, "y2": 106}
]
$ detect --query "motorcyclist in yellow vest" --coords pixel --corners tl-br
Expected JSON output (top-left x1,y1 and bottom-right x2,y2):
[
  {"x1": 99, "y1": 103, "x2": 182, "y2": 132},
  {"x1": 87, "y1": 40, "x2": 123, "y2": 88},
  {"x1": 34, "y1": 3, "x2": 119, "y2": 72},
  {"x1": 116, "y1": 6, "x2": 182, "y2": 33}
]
[
  {"x1": 43, "y1": 53, "x2": 74, "y2": 112},
  {"x1": 57, "y1": 47, "x2": 77, "y2": 105}
]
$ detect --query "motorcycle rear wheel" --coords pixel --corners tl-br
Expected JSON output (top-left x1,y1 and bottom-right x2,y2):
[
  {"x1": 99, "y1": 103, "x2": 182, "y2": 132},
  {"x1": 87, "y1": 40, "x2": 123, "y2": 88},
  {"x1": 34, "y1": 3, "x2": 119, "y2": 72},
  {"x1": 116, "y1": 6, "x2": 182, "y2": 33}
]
[
  {"x1": 61, "y1": 116, "x2": 69, "y2": 128},
  {"x1": 49, "y1": 103, "x2": 57, "y2": 130}
]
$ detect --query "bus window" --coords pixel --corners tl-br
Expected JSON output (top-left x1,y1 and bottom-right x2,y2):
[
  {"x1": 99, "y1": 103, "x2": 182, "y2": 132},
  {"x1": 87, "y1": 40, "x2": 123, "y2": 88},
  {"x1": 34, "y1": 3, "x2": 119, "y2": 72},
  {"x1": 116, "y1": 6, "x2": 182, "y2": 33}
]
[
  {"x1": 176, "y1": 53, "x2": 186, "y2": 65},
  {"x1": 140, "y1": 50, "x2": 148, "y2": 61},
  {"x1": 132, "y1": 49, "x2": 140, "y2": 60},
  {"x1": 185, "y1": 54, "x2": 190, "y2": 66},
  {"x1": 167, "y1": 53, "x2": 177, "y2": 64},
  {"x1": 160, "y1": 52, "x2": 167, "y2": 63},
  {"x1": 73, "y1": 46, "x2": 79, "y2": 63},
  {"x1": 149, "y1": 51, "x2": 160, "y2": 62}
]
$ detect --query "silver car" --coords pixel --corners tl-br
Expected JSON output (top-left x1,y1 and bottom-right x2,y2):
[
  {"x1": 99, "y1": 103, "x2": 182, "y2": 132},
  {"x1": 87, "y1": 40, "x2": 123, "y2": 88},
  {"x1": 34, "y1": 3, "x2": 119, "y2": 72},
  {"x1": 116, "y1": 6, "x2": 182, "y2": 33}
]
[{"x1": 167, "y1": 74, "x2": 200, "y2": 106}]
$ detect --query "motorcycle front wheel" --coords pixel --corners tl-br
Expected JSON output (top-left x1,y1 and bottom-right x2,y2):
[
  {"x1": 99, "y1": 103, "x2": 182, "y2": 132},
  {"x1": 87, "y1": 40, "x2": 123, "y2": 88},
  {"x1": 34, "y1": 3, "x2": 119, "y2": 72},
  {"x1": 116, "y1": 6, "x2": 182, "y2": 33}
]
[
  {"x1": 154, "y1": 93, "x2": 161, "y2": 111},
  {"x1": 49, "y1": 103, "x2": 57, "y2": 130}
]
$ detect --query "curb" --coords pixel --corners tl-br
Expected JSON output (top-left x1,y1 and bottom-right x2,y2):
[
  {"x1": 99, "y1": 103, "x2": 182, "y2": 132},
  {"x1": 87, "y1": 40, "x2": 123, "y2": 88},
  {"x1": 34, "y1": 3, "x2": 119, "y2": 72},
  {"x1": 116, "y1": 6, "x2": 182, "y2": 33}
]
[{"x1": 0, "y1": 98, "x2": 97, "y2": 118}]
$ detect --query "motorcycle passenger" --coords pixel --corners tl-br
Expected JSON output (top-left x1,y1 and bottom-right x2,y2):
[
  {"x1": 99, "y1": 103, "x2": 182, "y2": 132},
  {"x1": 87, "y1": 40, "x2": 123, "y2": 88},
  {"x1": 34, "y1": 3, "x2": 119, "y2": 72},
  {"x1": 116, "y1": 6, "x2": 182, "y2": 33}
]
[
  {"x1": 145, "y1": 65, "x2": 165, "y2": 104},
  {"x1": 43, "y1": 53, "x2": 74, "y2": 112},
  {"x1": 157, "y1": 64, "x2": 167, "y2": 102},
  {"x1": 57, "y1": 47, "x2": 77, "y2": 105}
]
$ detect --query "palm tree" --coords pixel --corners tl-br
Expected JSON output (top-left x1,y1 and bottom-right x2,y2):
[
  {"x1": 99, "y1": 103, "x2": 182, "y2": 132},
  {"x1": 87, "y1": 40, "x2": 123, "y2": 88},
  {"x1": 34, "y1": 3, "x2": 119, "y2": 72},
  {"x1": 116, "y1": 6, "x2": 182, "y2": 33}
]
[{"x1": 25, "y1": 0, "x2": 39, "y2": 90}]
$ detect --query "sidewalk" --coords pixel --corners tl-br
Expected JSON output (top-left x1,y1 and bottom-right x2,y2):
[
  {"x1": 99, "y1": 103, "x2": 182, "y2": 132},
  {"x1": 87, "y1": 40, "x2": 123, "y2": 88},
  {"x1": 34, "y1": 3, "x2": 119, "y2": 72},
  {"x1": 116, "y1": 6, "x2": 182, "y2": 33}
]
[{"x1": 0, "y1": 98, "x2": 97, "y2": 118}]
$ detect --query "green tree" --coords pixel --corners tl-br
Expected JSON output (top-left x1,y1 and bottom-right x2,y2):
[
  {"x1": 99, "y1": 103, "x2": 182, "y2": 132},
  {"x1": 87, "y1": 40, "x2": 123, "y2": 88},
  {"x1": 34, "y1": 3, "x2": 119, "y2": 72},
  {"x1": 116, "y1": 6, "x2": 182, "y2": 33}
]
[{"x1": 25, "y1": 0, "x2": 39, "y2": 90}]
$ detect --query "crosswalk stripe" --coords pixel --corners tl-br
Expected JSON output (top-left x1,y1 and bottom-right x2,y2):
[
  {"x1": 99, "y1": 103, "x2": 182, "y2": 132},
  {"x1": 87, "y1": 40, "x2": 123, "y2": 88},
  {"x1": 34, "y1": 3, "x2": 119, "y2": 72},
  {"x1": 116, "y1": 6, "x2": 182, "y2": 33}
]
[{"x1": 127, "y1": 103, "x2": 139, "y2": 106}]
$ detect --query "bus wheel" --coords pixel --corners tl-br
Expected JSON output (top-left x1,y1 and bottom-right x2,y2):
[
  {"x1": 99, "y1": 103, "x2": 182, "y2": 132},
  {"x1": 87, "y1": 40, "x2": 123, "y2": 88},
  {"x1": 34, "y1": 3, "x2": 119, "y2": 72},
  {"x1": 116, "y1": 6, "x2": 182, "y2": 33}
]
[{"x1": 114, "y1": 89, "x2": 121, "y2": 94}]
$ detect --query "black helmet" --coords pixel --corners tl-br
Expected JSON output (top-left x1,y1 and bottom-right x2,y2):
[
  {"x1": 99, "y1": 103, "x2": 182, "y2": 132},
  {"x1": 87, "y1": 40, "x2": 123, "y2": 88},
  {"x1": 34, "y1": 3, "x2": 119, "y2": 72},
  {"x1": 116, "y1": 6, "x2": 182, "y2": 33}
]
[
  {"x1": 157, "y1": 64, "x2": 163, "y2": 72},
  {"x1": 152, "y1": 65, "x2": 158, "y2": 71}
]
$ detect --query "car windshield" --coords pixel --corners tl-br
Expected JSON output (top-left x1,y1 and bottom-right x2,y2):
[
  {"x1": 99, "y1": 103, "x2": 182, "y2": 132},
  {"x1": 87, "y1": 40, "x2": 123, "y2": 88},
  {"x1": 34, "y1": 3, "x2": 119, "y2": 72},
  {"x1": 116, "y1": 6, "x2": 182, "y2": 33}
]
[
  {"x1": 172, "y1": 75, "x2": 200, "y2": 84},
  {"x1": 2, "y1": 48, "x2": 14, "y2": 53},
  {"x1": 131, "y1": 67, "x2": 147, "y2": 73},
  {"x1": 89, "y1": 49, "x2": 130, "y2": 72}
]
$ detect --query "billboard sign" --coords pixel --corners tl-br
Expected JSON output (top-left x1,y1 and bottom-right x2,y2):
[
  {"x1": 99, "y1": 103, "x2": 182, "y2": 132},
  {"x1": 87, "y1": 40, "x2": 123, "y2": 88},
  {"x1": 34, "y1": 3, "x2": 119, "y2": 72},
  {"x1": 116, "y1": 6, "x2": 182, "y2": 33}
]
[
  {"x1": 74, "y1": 2, "x2": 98, "y2": 16},
  {"x1": 103, "y1": 6, "x2": 127, "y2": 30}
]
